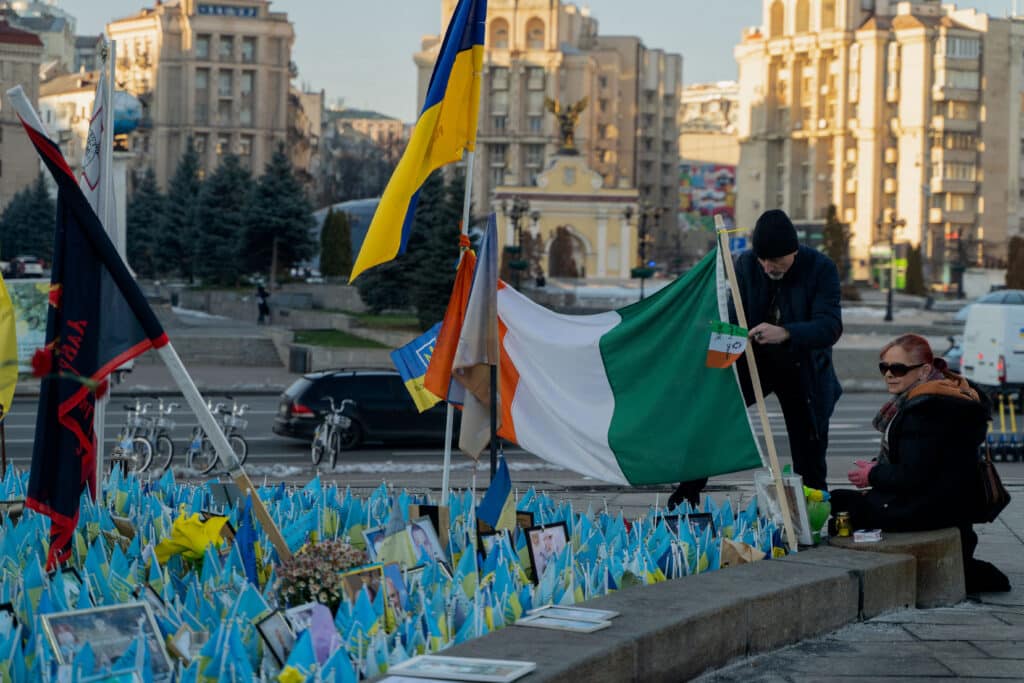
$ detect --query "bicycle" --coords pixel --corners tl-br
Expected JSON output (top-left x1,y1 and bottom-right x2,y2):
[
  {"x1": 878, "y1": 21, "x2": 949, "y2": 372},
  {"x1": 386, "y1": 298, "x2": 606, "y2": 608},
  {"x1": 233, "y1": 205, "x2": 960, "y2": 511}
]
[
  {"x1": 184, "y1": 396, "x2": 249, "y2": 475},
  {"x1": 145, "y1": 396, "x2": 179, "y2": 473},
  {"x1": 109, "y1": 397, "x2": 153, "y2": 474},
  {"x1": 311, "y1": 397, "x2": 355, "y2": 468}
]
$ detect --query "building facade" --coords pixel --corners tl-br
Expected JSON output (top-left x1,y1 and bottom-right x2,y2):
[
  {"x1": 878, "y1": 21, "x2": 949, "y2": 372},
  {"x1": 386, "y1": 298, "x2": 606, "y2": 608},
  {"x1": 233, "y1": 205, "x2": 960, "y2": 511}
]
[
  {"x1": 678, "y1": 81, "x2": 740, "y2": 165},
  {"x1": 0, "y1": 20, "x2": 43, "y2": 210},
  {"x1": 37, "y1": 69, "x2": 97, "y2": 173},
  {"x1": 105, "y1": 0, "x2": 295, "y2": 188},
  {"x1": 417, "y1": 0, "x2": 681, "y2": 258},
  {"x1": 735, "y1": 0, "x2": 1023, "y2": 288}
]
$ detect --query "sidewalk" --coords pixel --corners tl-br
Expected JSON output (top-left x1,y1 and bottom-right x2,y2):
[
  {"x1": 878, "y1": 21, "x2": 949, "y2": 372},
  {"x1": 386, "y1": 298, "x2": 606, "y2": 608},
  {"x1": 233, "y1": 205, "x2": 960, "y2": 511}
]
[
  {"x1": 696, "y1": 492, "x2": 1024, "y2": 681},
  {"x1": 15, "y1": 364, "x2": 304, "y2": 397}
]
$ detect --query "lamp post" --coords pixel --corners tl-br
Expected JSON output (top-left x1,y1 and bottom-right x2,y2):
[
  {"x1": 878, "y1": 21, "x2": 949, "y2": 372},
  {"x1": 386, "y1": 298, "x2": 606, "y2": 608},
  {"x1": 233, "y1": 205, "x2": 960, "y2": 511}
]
[
  {"x1": 631, "y1": 204, "x2": 660, "y2": 300},
  {"x1": 502, "y1": 196, "x2": 530, "y2": 289},
  {"x1": 877, "y1": 214, "x2": 906, "y2": 322}
]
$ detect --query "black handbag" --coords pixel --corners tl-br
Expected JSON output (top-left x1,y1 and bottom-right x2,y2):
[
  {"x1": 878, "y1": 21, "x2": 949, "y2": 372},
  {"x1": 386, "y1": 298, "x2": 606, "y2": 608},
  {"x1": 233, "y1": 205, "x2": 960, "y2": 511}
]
[{"x1": 975, "y1": 443, "x2": 1011, "y2": 524}]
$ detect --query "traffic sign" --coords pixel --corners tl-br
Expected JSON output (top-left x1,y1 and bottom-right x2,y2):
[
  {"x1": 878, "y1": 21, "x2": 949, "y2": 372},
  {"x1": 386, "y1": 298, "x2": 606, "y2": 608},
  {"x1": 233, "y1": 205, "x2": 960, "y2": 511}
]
[{"x1": 729, "y1": 237, "x2": 748, "y2": 252}]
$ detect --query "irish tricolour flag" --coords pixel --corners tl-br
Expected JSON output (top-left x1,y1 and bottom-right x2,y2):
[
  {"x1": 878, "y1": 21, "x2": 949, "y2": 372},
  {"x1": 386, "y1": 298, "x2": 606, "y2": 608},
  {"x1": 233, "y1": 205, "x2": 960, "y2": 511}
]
[{"x1": 491, "y1": 249, "x2": 762, "y2": 485}]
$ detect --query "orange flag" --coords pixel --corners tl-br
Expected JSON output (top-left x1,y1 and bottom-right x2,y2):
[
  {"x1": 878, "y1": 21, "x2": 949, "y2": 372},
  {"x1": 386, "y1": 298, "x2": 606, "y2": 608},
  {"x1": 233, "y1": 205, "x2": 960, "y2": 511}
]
[{"x1": 424, "y1": 248, "x2": 476, "y2": 402}]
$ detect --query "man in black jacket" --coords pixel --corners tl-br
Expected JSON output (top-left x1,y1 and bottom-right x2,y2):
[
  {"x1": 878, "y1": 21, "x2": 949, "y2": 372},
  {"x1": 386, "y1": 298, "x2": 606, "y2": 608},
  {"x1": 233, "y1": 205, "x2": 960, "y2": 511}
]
[{"x1": 671, "y1": 209, "x2": 843, "y2": 505}]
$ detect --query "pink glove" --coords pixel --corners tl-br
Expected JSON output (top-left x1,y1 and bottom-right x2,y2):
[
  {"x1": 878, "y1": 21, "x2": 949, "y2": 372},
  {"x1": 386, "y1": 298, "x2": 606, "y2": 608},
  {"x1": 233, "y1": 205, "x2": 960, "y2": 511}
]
[{"x1": 847, "y1": 460, "x2": 876, "y2": 489}]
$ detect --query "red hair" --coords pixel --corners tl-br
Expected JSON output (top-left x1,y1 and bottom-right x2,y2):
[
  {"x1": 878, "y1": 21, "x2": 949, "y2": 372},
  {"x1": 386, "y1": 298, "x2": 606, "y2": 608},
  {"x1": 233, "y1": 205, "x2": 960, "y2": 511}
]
[{"x1": 880, "y1": 333, "x2": 941, "y2": 367}]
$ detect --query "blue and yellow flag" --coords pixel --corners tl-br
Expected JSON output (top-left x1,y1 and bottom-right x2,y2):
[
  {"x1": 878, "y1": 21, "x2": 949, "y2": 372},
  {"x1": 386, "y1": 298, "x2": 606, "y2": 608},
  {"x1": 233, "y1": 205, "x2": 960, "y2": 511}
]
[
  {"x1": 390, "y1": 322, "x2": 443, "y2": 412},
  {"x1": 477, "y1": 455, "x2": 514, "y2": 530},
  {"x1": 349, "y1": 0, "x2": 487, "y2": 281}
]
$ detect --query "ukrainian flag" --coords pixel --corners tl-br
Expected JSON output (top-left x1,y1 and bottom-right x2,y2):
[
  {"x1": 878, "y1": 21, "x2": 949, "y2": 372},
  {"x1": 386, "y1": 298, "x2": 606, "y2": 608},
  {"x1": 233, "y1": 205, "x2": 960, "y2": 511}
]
[
  {"x1": 349, "y1": 0, "x2": 487, "y2": 281},
  {"x1": 477, "y1": 455, "x2": 514, "y2": 530},
  {"x1": 390, "y1": 322, "x2": 443, "y2": 412}
]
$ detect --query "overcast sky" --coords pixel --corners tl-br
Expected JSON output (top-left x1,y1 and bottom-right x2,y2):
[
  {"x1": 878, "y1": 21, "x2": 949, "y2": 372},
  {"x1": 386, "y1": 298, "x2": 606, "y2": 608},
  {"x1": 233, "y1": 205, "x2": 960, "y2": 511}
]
[{"x1": 60, "y1": 0, "x2": 1016, "y2": 121}]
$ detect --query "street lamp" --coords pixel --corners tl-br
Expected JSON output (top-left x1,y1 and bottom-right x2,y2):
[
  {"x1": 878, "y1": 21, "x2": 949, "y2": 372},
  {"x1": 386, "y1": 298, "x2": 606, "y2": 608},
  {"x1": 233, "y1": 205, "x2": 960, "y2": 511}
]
[
  {"x1": 876, "y1": 214, "x2": 906, "y2": 322},
  {"x1": 502, "y1": 197, "x2": 530, "y2": 289},
  {"x1": 631, "y1": 204, "x2": 660, "y2": 300}
]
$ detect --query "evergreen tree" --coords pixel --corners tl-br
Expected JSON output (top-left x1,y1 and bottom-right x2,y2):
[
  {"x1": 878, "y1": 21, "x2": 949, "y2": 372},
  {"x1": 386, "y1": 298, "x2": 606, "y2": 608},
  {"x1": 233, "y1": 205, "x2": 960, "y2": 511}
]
[
  {"x1": 193, "y1": 154, "x2": 254, "y2": 286},
  {"x1": 0, "y1": 173, "x2": 56, "y2": 261},
  {"x1": 904, "y1": 245, "x2": 927, "y2": 296},
  {"x1": 241, "y1": 145, "x2": 316, "y2": 279},
  {"x1": 821, "y1": 204, "x2": 851, "y2": 281},
  {"x1": 163, "y1": 140, "x2": 202, "y2": 280},
  {"x1": 319, "y1": 208, "x2": 352, "y2": 278},
  {"x1": 126, "y1": 167, "x2": 164, "y2": 279},
  {"x1": 409, "y1": 172, "x2": 463, "y2": 329},
  {"x1": 1008, "y1": 236, "x2": 1024, "y2": 289}
]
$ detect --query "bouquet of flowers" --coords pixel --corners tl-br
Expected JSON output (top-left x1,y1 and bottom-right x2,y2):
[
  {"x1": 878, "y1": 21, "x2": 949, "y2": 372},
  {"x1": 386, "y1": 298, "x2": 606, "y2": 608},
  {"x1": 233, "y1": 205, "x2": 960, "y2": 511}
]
[{"x1": 274, "y1": 539, "x2": 367, "y2": 611}]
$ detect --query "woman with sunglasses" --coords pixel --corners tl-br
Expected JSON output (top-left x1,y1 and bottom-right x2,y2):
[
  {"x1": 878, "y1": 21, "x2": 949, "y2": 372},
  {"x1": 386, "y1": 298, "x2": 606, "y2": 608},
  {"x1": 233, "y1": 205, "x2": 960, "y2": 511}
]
[{"x1": 830, "y1": 333, "x2": 1009, "y2": 593}]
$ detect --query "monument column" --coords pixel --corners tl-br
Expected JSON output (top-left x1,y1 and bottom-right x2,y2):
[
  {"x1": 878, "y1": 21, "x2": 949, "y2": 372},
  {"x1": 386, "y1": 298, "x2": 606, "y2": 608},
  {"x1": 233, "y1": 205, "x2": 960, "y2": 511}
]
[{"x1": 596, "y1": 208, "x2": 608, "y2": 276}]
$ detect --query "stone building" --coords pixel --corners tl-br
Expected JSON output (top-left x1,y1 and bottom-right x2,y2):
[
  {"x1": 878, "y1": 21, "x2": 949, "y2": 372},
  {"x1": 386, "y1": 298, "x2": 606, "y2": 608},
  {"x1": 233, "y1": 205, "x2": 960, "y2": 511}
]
[{"x1": 0, "y1": 20, "x2": 42, "y2": 209}]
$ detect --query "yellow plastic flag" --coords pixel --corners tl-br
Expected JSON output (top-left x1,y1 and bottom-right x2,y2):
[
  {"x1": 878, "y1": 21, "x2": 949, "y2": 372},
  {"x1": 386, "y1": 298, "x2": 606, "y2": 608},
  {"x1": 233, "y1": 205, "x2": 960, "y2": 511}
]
[
  {"x1": 376, "y1": 531, "x2": 418, "y2": 568},
  {"x1": 0, "y1": 274, "x2": 17, "y2": 415},
  {"x1": 155, "y1": 513, "x2": 227, "y2": 564}
]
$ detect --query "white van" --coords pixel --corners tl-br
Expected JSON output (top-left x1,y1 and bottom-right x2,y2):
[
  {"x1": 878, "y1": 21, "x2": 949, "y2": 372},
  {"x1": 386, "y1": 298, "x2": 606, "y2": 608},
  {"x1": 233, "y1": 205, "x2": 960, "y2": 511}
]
[{"x1": 961, "y1": 303, "x2": 1024, "y2": 392}]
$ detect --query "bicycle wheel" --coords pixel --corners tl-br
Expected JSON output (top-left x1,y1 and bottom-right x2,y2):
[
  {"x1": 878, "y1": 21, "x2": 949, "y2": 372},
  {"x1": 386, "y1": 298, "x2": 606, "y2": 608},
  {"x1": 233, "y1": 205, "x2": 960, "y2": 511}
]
[
  {"x1": 229, "y1": 434, "x2": 248, "y2": 467},
  {"x1": 187, "y1": 437, "x2": 219, "y2": 475},
  {"x1": 328, "y1": 429, "x2": 342, "y2": 469},
  {"x1": 152, "y1": 434, "x2": 175, "y2": 472},
  {"x1": 337, "y1": 421, "x2": 363, "y2": 450},
  {"x1": 129, "y1": 437, "x2": 153, "y2": 473},
  {"x1": 311, "y1": 426, "x2": 326, "y2": 465}
]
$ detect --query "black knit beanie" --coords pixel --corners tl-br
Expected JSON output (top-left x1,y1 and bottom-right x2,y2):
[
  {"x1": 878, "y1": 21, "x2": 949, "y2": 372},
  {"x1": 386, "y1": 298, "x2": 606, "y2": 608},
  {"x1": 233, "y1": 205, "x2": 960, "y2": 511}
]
[{"x1": 752, "y1": 209, "x2": 799, "y2": 259}]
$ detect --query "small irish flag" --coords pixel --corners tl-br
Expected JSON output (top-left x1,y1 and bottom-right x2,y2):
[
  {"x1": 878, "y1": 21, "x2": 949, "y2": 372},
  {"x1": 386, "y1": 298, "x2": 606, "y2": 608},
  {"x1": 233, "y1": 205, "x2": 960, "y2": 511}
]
[{"x1": 706, "y1": 321, "x2": 748, "y2": 368}]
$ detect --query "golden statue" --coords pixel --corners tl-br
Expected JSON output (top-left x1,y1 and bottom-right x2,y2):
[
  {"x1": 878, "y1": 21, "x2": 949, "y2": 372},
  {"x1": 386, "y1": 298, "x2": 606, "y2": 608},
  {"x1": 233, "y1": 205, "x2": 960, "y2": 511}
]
[{"x1": 544, "y1": 97, "x2": 588, "y2": 153}]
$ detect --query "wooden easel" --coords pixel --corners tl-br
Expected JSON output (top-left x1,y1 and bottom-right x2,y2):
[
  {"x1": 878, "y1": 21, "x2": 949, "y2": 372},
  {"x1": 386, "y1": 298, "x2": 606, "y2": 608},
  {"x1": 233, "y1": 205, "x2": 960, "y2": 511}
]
[{"x1": 715, "y1": 215, "x2": 799, "y2": 552}]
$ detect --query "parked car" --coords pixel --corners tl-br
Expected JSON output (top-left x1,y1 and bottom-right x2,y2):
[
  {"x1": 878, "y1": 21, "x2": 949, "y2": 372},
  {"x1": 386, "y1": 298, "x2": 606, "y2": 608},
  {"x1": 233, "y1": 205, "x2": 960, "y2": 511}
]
[
  {"x1": 961, "y1": 303, "x2": 1024, "y2": 394},
  {"x1": 942, "y1": 335, "x2": 963, "y2": 373},
  {"x1": 273, "y1": 368, "x2": 457, "y2": 447},
  {"x1": 11, "y1": 255, "x2": 44, "y2": 278},
  {"x1": 953, "y1": 289, "x2": 1024, "y2": 323}
]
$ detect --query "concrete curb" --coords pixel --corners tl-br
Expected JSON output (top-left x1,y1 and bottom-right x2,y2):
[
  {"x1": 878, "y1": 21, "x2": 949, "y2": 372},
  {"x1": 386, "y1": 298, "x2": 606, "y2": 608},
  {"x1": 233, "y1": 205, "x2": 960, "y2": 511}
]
[{"x1": 404, "y1": 545, "x2": 917, "y2": 683}]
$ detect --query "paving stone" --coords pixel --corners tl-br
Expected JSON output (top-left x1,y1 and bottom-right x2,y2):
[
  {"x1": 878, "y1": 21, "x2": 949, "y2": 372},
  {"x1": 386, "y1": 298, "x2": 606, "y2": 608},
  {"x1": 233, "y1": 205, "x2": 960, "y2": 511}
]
[
  {"x1": 992, "y1": 610, "x2": 1024, "y2": 625},
  {"x1": 970, "y1": 641, "x2": 1024, "y2": 659},
  {"x1": 818, "y1": 622, "x2": 917, "y2": 642},
  {"x1": 903, "y1": 623, "x2": 1024, "y2": 641},
  {"x1": 870, "y1": 607, "x2": 1010, "y2": 626},
  {"x1": 826, "y1": 640, "x2": 985, "y2": 659},
  {"x1": 938, "y1": 657, "x2": 1024, "y2": 678},
  {"x1": 771, "y1": 654, "x2": 954, "y2": 678}
]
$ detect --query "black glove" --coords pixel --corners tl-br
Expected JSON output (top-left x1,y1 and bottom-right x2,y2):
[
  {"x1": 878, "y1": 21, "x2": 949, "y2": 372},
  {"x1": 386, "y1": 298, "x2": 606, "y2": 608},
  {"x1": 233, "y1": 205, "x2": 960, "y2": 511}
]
[{"x1": 667, "y1": 478, "x2": 708, "y2": 510}]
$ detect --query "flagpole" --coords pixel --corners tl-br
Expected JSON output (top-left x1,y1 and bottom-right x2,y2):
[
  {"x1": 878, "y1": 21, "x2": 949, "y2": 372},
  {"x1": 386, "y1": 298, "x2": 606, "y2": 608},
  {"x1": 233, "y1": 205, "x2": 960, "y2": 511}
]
[
  {"x1": 94, "y1": 39, "x2": 116, "y2": 495},
  {"x1": 441, "y1": 149, "x2": 477, "y2": 501},
  {"x1": 156, "y1": 344, "x2": 293, "y2": 560},
  {"x1": 714, "y1": 215, "x2": 798, "y2": 552}
]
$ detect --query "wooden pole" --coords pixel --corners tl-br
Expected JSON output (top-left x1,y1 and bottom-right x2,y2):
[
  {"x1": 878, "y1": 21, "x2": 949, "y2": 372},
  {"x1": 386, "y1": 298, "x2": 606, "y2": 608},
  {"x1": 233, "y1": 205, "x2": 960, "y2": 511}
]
[{"x1": 715, "y1": 215, "x2": 799, "y2": 552}]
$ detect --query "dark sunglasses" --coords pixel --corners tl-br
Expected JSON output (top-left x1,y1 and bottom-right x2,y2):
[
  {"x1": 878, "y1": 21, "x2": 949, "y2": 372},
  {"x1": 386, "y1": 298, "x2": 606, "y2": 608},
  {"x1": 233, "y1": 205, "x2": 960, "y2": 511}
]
[{"x1": 878, "y1": 362, "x2": 925, "y2": 377}]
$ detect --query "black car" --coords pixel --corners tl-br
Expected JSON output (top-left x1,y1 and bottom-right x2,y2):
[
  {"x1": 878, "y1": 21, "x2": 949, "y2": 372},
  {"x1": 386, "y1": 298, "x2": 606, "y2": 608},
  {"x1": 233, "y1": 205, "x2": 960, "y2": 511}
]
[{"x1": 273, "y1": 368, "x2": 456, "y2": 447}]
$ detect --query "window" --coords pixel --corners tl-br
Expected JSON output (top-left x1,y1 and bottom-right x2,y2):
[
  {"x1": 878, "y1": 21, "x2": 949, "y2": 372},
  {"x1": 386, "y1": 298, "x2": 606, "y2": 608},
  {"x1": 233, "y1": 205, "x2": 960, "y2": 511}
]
[
  {"x1": 599, "y1": 76, "x2": 608, "y2": 89},
  {"x1": 526, "y1": 90, "x2": 545, "y2": 115},
  {"x1": 240, "y1": 71, "x2": 254, "y2": 126},
  {"x1": 492, "y1": 115, "x2": 507, "y2": 131},
  {"x1": 219, "y1": 35, "x2": 234, "y2": 61},
  {"x1": 944, "y1": 163, "x2": 977, "y2": 181},
  {"x1": 795, "y1": 0, "x2": 809, "y2": 32},
  {"x1": 218, "y1": 70, "x2": 233, "y2": 97},
  {"x1": 490, "y1": 18, "x2": 509, "y2": 49},
  {"x1": 239, "y1": 134, "x2": 253, "y2": 168},
  {"x1": 490, "y1": 167, "x2": 506, "y2": 187},
  {"x1": 241, "y1": 37, "x2": 256, "y2": 63},
  {"x1": 527, "y1": 67, "x2": 545, "y2": 90},
  {"x1": 821, "y1": 0, "x2": 836, "y2": 29},
  {"x1": 492, "y1": 90, "x2": 509, "y2": 114},
  {"x1": 218, "y1": 100, "x2": 232, "y2": 125},
  {"x1": 490, "y1": 143, "x2": 507, "y2": 164},
  {"x1": 216, "y1": 134, "x2": 231, "y2": 156},
  {"x1": 491, "y1": 67, "x2": 509, "y2": 90},
  {"x1": 528, "y1": 116, "x2": 543, "y2": 133},
  {"x1": 194, "y1": 134, "x2": 207, "y2": 156},
  {"x1": 945, "y1": 36, "x2": 981, "y2": 59},
  {"x1": 525, "y1": 144, "x2": 544, "y2": 167},
  {"x1": 940, "y1": 70, "x2": 979, "y2": 89},
  {"x1": 195, "y1": 34, "x2": 210, "y2": 59},
  {"x1": 195, "y1": 68, "x2": 209, "y2": 123},
  {"x1": 948, "y1": 100, "x2": 976, "y2": 119},
  {"x1": 526, "y1": 18, "x2": 545, "y2": 50},
  {"x1": 947, "y1": 194, "x2": 973, "y2": 211},
  {"x1": 769, "y1": 1, "x2": 784, "y2": 38}
]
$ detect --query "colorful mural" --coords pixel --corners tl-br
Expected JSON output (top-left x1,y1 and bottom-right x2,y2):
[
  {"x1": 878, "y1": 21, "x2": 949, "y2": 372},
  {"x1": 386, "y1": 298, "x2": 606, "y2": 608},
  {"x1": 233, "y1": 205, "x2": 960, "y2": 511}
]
[{"x1": 678, "y1": 161, "x2": 736, "y2": 231}]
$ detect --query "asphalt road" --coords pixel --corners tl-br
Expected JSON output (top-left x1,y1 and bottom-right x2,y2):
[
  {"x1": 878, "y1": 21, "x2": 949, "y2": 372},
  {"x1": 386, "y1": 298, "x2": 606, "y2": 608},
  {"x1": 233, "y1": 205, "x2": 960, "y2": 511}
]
[{"x1": 4, "y1": 391, "x2": 1022, "y2": 494}]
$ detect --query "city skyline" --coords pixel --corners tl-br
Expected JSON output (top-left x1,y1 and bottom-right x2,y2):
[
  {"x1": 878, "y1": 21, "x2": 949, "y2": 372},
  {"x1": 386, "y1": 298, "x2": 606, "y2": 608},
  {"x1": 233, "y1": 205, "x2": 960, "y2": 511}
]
[{"x1": 56, "y1": 0, "x2": 1020, "y2": 122}]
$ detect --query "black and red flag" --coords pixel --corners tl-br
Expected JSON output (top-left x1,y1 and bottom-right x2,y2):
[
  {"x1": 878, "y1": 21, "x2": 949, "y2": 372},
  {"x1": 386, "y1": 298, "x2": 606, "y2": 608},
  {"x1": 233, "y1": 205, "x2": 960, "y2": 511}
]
[{"x1": 8, "y1": 87, "x2": 168, "y2": 568}]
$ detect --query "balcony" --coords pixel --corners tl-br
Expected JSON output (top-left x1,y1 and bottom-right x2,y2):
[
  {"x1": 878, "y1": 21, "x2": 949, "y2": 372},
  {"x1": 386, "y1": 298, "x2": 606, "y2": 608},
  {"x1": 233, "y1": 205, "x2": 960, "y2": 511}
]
[
  {"x1": 884, "y1": 147, "x2": 897, "y2": 164},
  {"x1": 929, "y1": 206, "x2": 976, "y2": 225},
  {"x1": 845, "y1": 147, "x2": 857, "y2": 163},
  {"x1": 931, "y1": 85, "x2": 979, "y2": 102},
  {"x1": 883, "y1": 177, "x2": 897, "y2": 194},
  {"x1": 930, "y1": 115, "x2": 977, "y2": 133},
  {"x1": 843, "y1": 207, "x2": 856, "y2": 223},
  {"x1": 930, "y1": 177, "x2": 976, "y2": 194},
  {"x1": 844, "y1": 178, "x2": 857, "y2": 194}
]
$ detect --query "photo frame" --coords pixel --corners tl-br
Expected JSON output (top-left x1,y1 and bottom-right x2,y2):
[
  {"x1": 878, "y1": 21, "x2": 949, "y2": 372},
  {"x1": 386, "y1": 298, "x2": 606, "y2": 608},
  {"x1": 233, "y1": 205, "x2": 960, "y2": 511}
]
[
  {"x1": 382, "y1": 563, "x2": 408, "y2": 622},
  {"x1": 526, "y1": 604, "x2": 619, "y2": 622},
  {"x1": 40, "y1": 602, "x2": 173, "y2": 678},
  {"x1": 166, "y1": 624, "x2": 209, "y2": 665},
  {"x1": 0, "y1": 601, "x2": 16, "y2": 628},
  {"x1": 340, "y1": 564, "x2": 385, "y2": 606},
  {"x1": 132, "y1": 584, "x2": 165, "y2": 615},
  {"x1": 515, "y1": 511, "x2": 535, "y2": 529},
  {"x1": 524, "y1": 522, "x2": 569, "y2": 583},
  {"x1": 388, "y1": 654, "x2": 537, "y2": 683},
  {"x1": 408, "y1": 517, "x2": 447, "y2": 566},
  {"x1": 687, "y1": 513, "x2": 716, "y2": 537},
  {"x1": 255, "y1": 610, "x2": 295, "y2": 667},
  {"x1": 753, "y1": 471, "x2": 812, "y2": 546},
  {"x1": 284, "y1": 602, "x2": 317, "y2": 634},
  {"x1": 408, "y1": 503, "x2": 450, "y2": 551},
  {"x1": 362, "y1": 525, "x2": 387, "y2": 561},
  {"x1": 478, "y1": 529, "x2": 513, "y2": 559},
  {"x1": 515, "y1": 613, "x2": 611, "y2": 633}
]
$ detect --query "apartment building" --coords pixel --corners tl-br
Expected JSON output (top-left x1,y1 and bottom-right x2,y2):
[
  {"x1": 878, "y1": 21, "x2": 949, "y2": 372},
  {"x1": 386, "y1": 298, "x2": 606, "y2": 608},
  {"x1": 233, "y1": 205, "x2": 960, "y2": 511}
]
[
  {"x1": 417, "y1": 0, "x2": 681, "y2": 250},
  {"x1": 735, "y1": 0, "x2": 1023, "y2": 288},
  {"x1": 0, "y1": 20, "x2": 42, "y2": 209},
  {"x1": 679, "y1": 81, "x2": 740, "y2": 165},
  {"x1": 105, "y1": 0, "x2": 295, "y2": 188}
]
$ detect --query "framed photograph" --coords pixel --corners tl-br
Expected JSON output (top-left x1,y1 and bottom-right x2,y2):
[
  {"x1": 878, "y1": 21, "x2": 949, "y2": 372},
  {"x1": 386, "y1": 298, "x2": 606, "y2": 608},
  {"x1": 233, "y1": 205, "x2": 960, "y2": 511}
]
[
  {"x1": 0, "y1": 500, "x2": 24, "y2": 521},
  {"x1": 166, "y1": 624, "x2": 209, "y2": 664},
  {"x1": 515, "y1": 511, "x2": 534, "y2": 529},
  {"x1": 284, "y1": 602, "x2": 317, "y2": 634},
  {"x1": 208, "y1": 481, "x2": 242, "y2": 510},
  {"x1": 409, "y1": 503, "x2": 450, "y2": 550},
  {"x1": 0, "y1": 601, "x2": 16, "y2": 628},
  {"x1": 340, "y1": 564, "x2": 384, "y2": 605},
  {"x1": 110, "y1": 516, "x2": 135, "y2": 540},
  {"x1": 526, "y1": 604, "x2": 619, "y2": 622},
  {"x1": 48, "y1": 567, "x2": 85, "y2": 607},
  {"x1": 40, "y1": 602, "x2": 173, "y2": 678},
  {"x1": 753, "y1": 471, "x2": 813, "y2": 546},
  {"x1": 478, "y1": 530, "x2": 512, "y2": 559},
  {"x1": 389, "y1": 654, "x2": 537, "y2": 683},
  {"x1": 255, "y1": 610, "x2": 295, "y2": 667},
  {"x1": 362, "y1": 525, "x2": 387, "y2": 561},
  {"x1": 687, "y1": 513, "x2": 716, "y2": 537},
  {"x1": 524, "y1": 522, "x2": 568, "y2": 583},
  {"x1": 132, "y1": 584, "x2": 165, "y2": 615},
  {"x1": 382, "y1": 563, "x2": 408, "y2": 621},
  {"x1": 515, "y1": 613, "x2": 611, "y2": 633},
  {"x1": 408, "y1": 517, "x2": 447, "y2": 566}
]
